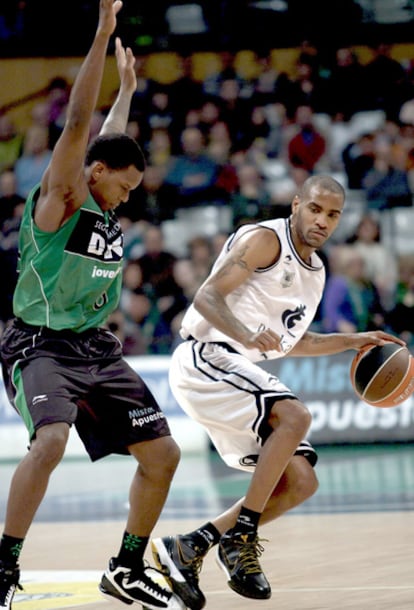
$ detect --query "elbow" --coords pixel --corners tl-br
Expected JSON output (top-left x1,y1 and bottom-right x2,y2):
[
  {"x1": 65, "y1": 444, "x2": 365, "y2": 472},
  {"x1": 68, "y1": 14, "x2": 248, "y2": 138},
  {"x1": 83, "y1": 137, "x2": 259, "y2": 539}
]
[{"x1": 193, "y1": 290, "x2": 205, "y2": 314}]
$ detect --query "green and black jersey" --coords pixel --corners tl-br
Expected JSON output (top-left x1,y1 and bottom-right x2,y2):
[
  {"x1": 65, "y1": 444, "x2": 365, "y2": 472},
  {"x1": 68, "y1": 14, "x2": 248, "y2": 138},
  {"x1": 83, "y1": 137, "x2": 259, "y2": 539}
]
[{"x1": 13, "y1": 185, "x2": 123, "y2": 332}]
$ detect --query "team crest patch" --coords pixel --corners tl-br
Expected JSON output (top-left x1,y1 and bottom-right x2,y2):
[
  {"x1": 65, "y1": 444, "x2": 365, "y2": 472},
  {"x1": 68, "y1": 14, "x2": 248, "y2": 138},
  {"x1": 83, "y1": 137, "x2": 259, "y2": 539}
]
[{"x1": 280, "y1": 269, "x2": 295, "y2": 287}]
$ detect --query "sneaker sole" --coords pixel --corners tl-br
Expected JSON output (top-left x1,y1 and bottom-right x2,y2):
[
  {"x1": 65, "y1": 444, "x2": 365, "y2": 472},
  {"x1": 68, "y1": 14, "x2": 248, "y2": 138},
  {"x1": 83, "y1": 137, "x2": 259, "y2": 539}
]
[
  {"x1": 216, "y1": 547, "x2": 272, "y2": 600},
  {"x1": 151, "y1": 539, "x2": 205, "y2": 610}
]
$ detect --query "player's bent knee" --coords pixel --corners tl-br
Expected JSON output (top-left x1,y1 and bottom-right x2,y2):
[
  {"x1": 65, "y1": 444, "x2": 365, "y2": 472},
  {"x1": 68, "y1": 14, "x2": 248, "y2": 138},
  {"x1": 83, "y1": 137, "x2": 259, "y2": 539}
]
[
  {"x1": 288, "y1": 458, "x2": 319, "y2": 502},
  {"x1": 270, "y1": 399, "x2": 312, "y2": 434},
  {"x1": 30, "y1": 423, "x2": 70, "y2": 466},
  {"x1": 297, "y1": 467, "x2": 319, "y2": 500},
  {"x1": 130, "y1": 435, "x2": 181, "y2": 478}
]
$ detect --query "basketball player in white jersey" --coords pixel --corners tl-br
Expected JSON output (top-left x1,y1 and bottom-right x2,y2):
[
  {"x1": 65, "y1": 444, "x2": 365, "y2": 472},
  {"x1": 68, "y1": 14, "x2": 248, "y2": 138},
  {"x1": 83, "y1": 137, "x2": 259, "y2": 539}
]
[{"x1": 151, "y1": 174, "x2": 403, "y2": 609}]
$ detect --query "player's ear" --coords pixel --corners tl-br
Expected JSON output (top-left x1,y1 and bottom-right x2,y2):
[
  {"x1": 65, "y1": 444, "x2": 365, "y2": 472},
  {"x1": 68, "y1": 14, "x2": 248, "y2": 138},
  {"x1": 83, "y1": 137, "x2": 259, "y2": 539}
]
[
  {"x1": 291, "y1": 195, "x2": 300, "y2": 212},
  {"x1": 90, "y1": 161, "x2": 105, "y2": 183}
]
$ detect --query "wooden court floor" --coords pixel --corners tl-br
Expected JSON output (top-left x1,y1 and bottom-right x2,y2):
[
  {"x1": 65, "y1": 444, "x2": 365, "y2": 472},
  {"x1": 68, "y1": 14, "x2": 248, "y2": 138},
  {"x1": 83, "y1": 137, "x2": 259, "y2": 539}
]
[{"x1": 1, "y1": 443, "x2": 414, "y2": 609}]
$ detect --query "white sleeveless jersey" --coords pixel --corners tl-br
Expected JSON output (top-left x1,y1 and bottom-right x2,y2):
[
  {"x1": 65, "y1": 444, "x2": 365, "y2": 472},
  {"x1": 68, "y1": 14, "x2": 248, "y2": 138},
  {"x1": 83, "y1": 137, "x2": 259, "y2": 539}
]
[{"x1": 180, "y1": 217, "x2": 326, "y2": 362}]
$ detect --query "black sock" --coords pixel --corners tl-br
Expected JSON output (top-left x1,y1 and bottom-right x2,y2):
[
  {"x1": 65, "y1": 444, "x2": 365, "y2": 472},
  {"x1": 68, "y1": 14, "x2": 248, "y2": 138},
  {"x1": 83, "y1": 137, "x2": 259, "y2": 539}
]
[
  {"x1": 117, "y1": 532, "x2": 148, "y2": 570},
  {"x1": 0, "y1": 534, "x2": 24, "y2": 566},
  {"x1": 185, "y1": 522, "x2": 221, "y2": 553},
  {"x1": 232, "y1": 506, "x2": 261, "y2": 536}
]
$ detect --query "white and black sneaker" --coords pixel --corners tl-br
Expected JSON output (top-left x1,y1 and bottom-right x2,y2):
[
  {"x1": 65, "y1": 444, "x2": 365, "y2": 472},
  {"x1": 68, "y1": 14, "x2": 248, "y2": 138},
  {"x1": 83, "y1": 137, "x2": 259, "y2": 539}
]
[
  {"x1": 99, "y1": 558, "x2": 185, "y2": 609},
  {"x1": 0, "y1": 561, "x2": 22, "y2": 610}
]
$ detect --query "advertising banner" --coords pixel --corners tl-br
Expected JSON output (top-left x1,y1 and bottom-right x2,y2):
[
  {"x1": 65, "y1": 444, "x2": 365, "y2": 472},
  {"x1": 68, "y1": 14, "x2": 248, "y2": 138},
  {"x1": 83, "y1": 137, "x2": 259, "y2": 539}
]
[{"x1": 0, "y1": 353, "x2": 413, "y2": 459}]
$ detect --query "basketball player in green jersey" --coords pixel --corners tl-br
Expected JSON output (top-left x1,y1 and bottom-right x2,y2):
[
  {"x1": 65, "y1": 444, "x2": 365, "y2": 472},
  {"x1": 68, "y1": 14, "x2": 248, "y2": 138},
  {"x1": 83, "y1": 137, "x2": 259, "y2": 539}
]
[{"x1": 0, "y1": 2, "x2": 182, "y2": 609}]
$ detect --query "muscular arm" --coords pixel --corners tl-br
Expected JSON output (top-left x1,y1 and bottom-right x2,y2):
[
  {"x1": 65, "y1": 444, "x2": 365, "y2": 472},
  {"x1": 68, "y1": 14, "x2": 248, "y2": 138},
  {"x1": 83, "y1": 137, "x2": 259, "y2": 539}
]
[
  {"x1": 194, "y1": 227, "x2": 283, "y2": 353},
  {"x1": 289, "y1": 329, "x2": 406, "y2": 356},
  {"x1": 100, "y1": 37, "x2": 137, "y2": 135},
  {"x1": 35, "y1": 0, "x2": 122, "y2": 232}
]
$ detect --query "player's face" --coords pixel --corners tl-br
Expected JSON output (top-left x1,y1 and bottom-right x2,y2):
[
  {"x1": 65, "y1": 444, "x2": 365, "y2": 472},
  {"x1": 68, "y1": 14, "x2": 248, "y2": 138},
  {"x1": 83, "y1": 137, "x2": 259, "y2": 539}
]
[
  {"x1": 93, "y1": 165, "x2": 143, "y2": 211},
  {"x1": 291, "y1": 186, "x2": 343, "y2": 250}
]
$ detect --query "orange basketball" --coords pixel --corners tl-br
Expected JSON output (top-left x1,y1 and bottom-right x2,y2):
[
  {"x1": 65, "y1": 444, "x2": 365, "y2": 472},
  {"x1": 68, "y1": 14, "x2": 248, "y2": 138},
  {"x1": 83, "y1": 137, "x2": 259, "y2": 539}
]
[{"x1": 350, "y1": 342, "x2": 414, "y2": 408}]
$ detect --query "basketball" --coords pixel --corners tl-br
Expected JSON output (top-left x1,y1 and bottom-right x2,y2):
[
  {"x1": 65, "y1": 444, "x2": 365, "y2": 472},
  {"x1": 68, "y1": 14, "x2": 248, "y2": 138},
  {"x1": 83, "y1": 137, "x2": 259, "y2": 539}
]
[{"x1": 350, "y1": 342, "x2": 414, "y2": 408}]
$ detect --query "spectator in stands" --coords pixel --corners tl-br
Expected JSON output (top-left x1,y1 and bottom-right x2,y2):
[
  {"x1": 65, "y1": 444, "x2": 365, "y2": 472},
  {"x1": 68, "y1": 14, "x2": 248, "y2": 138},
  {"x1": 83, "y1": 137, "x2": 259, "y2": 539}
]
[
  {"x1": 139, "y1": 164, "x2": 178, "y2": 223},
  {"x1": 211, "y1": 229, "x2": 229, "y2": 259},
  {"x1": 0, "y1": 169, "x2": 25, "y2": 227},
  {"x1": 168, "y1": 54, "x2": 205, "y2": 130},
  {"x1": 342, "y1": 132, "x2": 376, "y2": 190},
  {"x1": 213, "y1": 77, "x2": 254, "y2": 151},
  {"x1": 362, "y1": 42, "x2": 409, "y2": 121},
  {"x1": 0, "y1": 114, "x2": 23, "y2": 173},
  {"x1": 260, "y1": 100, "x2": 289, "y2": 159},
  {"x1": 44, "y1": 76, "x2": 71, "y2": 147},
  {"x1": 321, "y1": 245, "x2": 385, "y2": 333},
  {"x1": 163, "y1": 125, "x2": 220, "y2": 208},
  {"x1": 197, "y1": 97, "x2": 223, "y2": 137},
  {"x1": 0, "y1": 191, "x2": 23, "y2": 326},
  {"x1": 242, "y1": 104, "x2": 272, "y2": 152},
  {"x1": 122, "y1": 276, "x2": 173, "y2": 355},
  {"x1": 386, "y1": 254, "x2": 414, "y2": 348},
  {"x1": 362, "y1": 136, "x2": 413, "y2": 210},
  {"x1": 14, "y1": 124, "x2": 53, "y2": 198},
  {"x1": 145, "y1": 126, "x2": 173, "y2": 171},
  {"x1": 206, "y1": 120, "x2": 233, "y2": 164},
  {"x1": 187, "y1": 234, "x2": 214, "y2": 288},
  {"x1": 135, "y1": 224, "x2": 187, "y2": 337},
  {"x1": 283, "y1": 51, "x2": 329, "y2": 116},
  {"x1": 146, "y1": 86, "x2": 175, "y2": 139},
  {"x1": 345, "y1": 213, "x2": 398, "y2": 309},
  {"x1": 251, "y1": 49, "x2": 279, "y2": 107},
  {"x1": 202, "y1": 50, "x2": 254, "y2": 100},
  {"x1": 170, "y1": 235, "x2": 215, "y2": 347},
  {"x1": 327, "y1": 46, "x2": 367, "y2": 120},
  {"x1": 136, "y1": 224, "x2": 178, "y2": 297},
  {"x1": 286, "y1": 104, "x2": 327, "y2": 173},
  {"x1": 119, "y1": 254, "x2": 178, "y2": 356},
  {"x1": 105, "y1": 307, "x2": 147, "y2": 356},
  {"x1": 208, "y1": 123, "x2": 239, "y2": 203},
  {"x1": 268, "y1": 166, "x2": 310, "y2": 218},
  {"x1": 229, "y1": 162, "x2": 272, "y2": 228}
]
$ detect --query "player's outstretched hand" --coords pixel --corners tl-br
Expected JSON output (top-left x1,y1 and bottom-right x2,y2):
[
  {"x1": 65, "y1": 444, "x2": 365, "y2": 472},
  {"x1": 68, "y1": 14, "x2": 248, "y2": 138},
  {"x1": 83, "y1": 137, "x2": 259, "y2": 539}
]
[
  {"x1": 351, "y1": 330, "x2": 406, "y2": 351},
  {"x1": 115, "y1": 37, "x2": 137, "y2": 95},
  {"x1": 97, "y1": 0, "x2": 123, "y2": 38}
]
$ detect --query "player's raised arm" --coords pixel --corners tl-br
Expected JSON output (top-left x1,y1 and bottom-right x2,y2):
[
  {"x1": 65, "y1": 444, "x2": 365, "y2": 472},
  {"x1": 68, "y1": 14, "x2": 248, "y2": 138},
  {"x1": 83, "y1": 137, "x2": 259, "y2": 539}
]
[
  {"x1": 35, "y1": 0, "x2": 123, "y2": 232},
  {"x1": 100, "y1": 37, "x2": 137, "y2": 135}
]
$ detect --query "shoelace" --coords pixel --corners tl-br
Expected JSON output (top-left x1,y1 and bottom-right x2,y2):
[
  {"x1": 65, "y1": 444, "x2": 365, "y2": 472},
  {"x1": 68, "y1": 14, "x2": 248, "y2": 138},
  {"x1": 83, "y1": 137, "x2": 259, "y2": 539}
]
[
  {"x1": 187, "y1": 548, "x2": 204, "y2": 580},
  {"x1": 137, "y1": 565, "x2": 172, "y2": 600},
  {"x1": 234, "y1": 536, "x2": 268, "y2": 575},
  {"x1": 177, "y1": 540, "x2": 204, "y2": 581},
  {"x1": 0, "y1": 579, "x2": 23, "y2": 605}
]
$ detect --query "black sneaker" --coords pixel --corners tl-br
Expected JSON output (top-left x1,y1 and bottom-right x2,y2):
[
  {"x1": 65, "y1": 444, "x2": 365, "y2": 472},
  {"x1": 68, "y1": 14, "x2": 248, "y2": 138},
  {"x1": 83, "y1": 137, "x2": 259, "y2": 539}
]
[
  {"x1": 151, "y1": 535, "x2": 206, "y2": 610},
  {"x1": 99, "y1": 558, "x2": 184, "y2": 609},
  {"x1": 216, "y1": 531, "x2": 271, "y2": 600},
  {"x1": 0, "y1": 561, "x2": 22, "y2": 610}
]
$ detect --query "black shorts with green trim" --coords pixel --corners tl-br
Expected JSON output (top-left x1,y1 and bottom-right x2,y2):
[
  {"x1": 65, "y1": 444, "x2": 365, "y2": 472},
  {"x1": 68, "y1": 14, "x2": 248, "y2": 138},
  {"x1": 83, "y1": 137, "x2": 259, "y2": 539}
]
[{"x1": 0, "y1": 318, "x2": 171, "y2": 461}]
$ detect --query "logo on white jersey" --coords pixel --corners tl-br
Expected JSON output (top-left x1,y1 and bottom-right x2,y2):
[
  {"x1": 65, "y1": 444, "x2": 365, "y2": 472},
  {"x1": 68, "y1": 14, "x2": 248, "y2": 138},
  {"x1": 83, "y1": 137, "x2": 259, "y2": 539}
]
[
  {"x1": 281, "y1": 269, "x2": 295, "y2": 287},
  {"x1": 282, "y1": 304, "x2": 306, "y2": 336}
]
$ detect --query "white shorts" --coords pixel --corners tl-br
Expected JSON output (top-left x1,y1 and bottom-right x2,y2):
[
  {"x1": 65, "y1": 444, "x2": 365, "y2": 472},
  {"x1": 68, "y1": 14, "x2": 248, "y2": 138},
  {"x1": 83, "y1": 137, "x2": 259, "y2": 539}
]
[{"x1": 169, "y1": 339, "x2": 317, "y2": 472}]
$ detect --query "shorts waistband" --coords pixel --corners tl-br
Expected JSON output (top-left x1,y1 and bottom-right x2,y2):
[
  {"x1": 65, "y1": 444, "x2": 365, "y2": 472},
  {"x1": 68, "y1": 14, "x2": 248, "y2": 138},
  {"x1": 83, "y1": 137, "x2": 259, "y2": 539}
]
[
  {"x1": 14, "y1": 318, "x2": 98, "y2": 338},
  {"x1": 186, "y1": 335, "x2": 240, "y2": 355}
]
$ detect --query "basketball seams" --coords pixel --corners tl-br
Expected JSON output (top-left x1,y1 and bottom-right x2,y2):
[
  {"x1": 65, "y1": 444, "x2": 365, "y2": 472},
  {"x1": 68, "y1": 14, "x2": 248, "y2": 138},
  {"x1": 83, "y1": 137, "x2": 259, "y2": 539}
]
[
  {"x1": 362, "y1": 347, "x2": 406, "y2": 400},
  {"x1": 364, "y1": 356, "x2": 412, "y2": 404},
  {"x1": 350, "y1": 343, "x2": 414, "y2": 408}
]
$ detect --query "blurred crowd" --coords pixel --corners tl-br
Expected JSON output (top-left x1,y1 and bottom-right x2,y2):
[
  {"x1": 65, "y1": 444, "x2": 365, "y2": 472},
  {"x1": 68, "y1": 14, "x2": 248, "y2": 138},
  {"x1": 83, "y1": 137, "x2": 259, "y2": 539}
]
[{"x1": 1, "y1": 41, "x2": 414, "y2": 353}]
